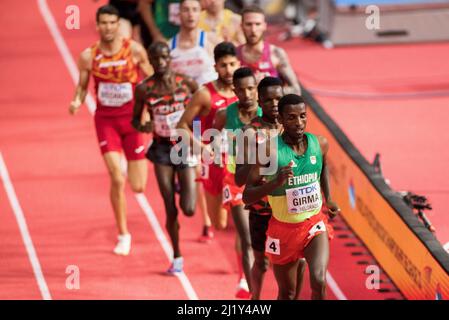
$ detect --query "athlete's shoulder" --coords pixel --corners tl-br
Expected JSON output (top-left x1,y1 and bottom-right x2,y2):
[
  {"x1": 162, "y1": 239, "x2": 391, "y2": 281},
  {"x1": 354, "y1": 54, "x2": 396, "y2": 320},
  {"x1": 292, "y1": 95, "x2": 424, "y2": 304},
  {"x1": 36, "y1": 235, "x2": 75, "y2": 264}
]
[
  {"x1": 315, "y1": 134, "x2": 329, "y2": 155},
  {"x1": 196, "y1": 83, "x2": 213, "y2": 99},
  {"x1": 129, "y1": 39, "x2": 146, "y2": 54},
  {"x1": 79, "y1": 47, "x2": 94, "y2": 70},
  {"x1": 271, "y1": 44, "x2": 285, "y2": 56}
]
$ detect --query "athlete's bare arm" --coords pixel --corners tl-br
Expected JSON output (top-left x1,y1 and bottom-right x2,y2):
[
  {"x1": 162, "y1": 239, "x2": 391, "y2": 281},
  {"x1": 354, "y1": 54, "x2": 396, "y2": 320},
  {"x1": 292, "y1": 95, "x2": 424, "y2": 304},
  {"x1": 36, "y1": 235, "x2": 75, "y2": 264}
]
[
  {"x1": 177, "y1": 86, "x2": 211, "y2": 147},
  {"x1": 69, "y1": 48, "x2": 92, "y2": 115},
  {"x1": 182, "y1": 75, "x2": 200, "y2": 94},
  {"x1": 131, "y1": 80, "x2": 152, "y2": 132},
  {"x1": 235, "y1": 125, "x2": 256, "y2": 186},
  {"x1": 272, "y1": 46, "x2": 301, "y2": 95},
  {"x1": 212, "y1": 108, "x2": 227, "y2": 131},
  {"x1": 318, "y1": 135, "x2": 340, "y2": 218},
  {"x1": 130, "y1": 40, "x2": 154, "y2": 77},
  {"x1": 138, "y1": 0, "x2": 166, "y2": 42},
  {"x1": 243, "y1": 161, "x2": 293, "y2": 205}
]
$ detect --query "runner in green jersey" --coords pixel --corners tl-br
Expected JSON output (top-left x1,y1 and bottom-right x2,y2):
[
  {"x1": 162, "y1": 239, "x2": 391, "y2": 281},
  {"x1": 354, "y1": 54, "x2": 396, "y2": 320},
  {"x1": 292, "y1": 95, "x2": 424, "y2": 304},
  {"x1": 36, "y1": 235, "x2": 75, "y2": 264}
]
[
  {"x1": 235, "y1": 77, "x2": 306, "y2": 300},
  {"x1": 213, "y1": 67, "x2": 260, "y2": 299},
  {"x1": 243, "y1": 94, "x2": 340, "y2": 300}
]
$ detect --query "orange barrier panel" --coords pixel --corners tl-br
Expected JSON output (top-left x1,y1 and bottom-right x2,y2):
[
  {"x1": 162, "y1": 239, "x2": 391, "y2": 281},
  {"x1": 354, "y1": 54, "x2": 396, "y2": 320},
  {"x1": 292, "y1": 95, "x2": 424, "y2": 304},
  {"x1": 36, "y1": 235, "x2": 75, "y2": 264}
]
[{"x1": 303, "y1": 89, "x2": 449, "y2": 300}]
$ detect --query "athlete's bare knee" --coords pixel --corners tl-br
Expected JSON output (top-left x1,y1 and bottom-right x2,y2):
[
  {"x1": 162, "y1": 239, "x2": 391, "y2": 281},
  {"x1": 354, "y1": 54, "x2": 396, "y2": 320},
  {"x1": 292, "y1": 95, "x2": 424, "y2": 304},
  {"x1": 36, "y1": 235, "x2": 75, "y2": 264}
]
[
  {"x1": 130, "y1": 182, "x2": 145, "y2": 193},
  {"x1": 278, "y1": 288, "x2": 296, "y2": 300},
  {"x1": 181, "y1": 201, "x2": 195, "y2": 217},
  {"x1": 213, "y1": 219, "x2": 227, "y2": 230},
  {"x1": 254, "y1": 255, "x2": 269, "y2": 273},
  {"x1": 110, "y1": 172, "x2": 125, "y2": 189},
  {"x1": 310, "y1": 269, "x2": 326, "y2": 291}
]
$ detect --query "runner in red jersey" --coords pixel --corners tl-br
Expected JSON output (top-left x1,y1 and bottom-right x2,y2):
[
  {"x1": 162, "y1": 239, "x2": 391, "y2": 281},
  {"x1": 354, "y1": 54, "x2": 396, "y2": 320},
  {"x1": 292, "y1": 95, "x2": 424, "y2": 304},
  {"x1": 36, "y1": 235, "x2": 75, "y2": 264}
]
[
  {"x1": 69, "y1": 5, "x2": 153, "y2": 256},
  {"x1": 237, "y1": 5, "x2": 301, "y2": 94},
  {"x1": 177, "y1": 42, "x2": 240, "y2": 241}
]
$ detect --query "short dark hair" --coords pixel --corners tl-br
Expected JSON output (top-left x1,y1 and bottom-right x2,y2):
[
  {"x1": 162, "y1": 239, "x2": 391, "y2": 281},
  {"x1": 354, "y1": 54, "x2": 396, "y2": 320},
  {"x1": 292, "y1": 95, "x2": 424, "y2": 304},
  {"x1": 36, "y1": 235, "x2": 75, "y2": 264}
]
[
  {"x1": 96, "y1": 5, "x2": 120, "y2": 23},
  {"x1": 180, "y1": 0, "x2": 201, "y2": 5},
  {"x1": 241, "y1": 5, "x2": 265, "y2": 18},
  {"x1": 233, "y1": 67, "x2": 255, "y2": 83},
  {"x1": 257, "y1": 77, "x2": 283, "y2": 96},
  {"x1": 214, "y1": 42, "x2": 237, "y2": 62},
  {"x1": 278, "y1": 94, "x2": 305, "y2": 114},
  {"x1": 148, "y1": 41, "x2": 170, "y2": 56}
]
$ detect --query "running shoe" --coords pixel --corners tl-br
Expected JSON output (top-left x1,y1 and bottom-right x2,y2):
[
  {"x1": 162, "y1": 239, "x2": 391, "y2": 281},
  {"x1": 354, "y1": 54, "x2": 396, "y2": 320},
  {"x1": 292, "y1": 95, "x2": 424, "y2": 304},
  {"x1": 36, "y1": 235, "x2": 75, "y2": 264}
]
[
  {"x1": 113, "y1": 233, "x2": 131, "y2": 256},
  {"x1": 198, "y1": 226, "x2": 214, "y2": 243},
  {"x1": 167, "y1": 256, "x2": 184, "y2": 275},
  {"x1": 235, "y1": 278, "x2": 252, "y2": 299}
]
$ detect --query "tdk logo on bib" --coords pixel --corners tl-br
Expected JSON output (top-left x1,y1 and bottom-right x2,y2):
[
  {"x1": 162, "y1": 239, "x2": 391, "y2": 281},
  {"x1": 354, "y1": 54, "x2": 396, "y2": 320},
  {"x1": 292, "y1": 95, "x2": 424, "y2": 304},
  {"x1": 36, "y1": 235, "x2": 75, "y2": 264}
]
[{"x1": 293, "y1": 184, "x2": 318, "y2": 196}]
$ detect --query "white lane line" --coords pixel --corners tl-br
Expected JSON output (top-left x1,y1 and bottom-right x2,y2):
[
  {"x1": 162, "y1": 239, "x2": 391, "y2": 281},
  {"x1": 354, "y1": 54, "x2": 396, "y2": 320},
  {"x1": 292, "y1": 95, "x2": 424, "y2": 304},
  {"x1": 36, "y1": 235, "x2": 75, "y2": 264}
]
[
  {"x1": 37, "y1": 0, "x2": 198, "y2": 300},
  {"x1": 135, "y1": 194, "x2": 198, "y2": 300},
  {"x1": 0, "y1": 152, "x2": 52, "y2": 300},
  {"x1": 326, "y1": 272, "x2": 348, "y2": 300}
]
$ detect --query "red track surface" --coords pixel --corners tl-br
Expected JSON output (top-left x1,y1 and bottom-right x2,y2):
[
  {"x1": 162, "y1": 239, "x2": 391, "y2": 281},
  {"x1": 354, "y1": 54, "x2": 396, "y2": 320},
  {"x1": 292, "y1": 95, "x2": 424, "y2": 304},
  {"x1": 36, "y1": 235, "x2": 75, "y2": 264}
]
[
  {"x1": 272, "y1": 33, "x2": 449, "y2": 248},
  {"x1": 0, "y1": 0, "x2": 403, "y2": 300}
]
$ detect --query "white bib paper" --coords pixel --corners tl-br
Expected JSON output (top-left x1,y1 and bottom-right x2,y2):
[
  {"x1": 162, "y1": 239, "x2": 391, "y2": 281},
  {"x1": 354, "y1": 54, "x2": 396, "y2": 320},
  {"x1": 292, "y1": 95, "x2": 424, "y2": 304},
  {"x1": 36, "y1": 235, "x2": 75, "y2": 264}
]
[
  {"x1": 153, "y1": 110, "x2": 184, "y2": 138},
  {"x1": 286, "y1": 181, "x2": 322, "y2": 214},
  {"x1": 98, "y1": 82, "x2": 133, "y2": 107},
  {"x1": 222, "y1": 184, "x2": 231, "y2": 204}
]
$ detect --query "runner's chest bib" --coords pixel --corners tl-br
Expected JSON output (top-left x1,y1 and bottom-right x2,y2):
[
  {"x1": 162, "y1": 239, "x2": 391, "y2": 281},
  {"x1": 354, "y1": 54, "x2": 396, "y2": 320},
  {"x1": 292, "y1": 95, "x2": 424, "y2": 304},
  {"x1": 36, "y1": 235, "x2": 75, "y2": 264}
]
[
  {"x1": 237, "y1": 42, "x2": 279, "y2": 81},
  {"x1": 268, "y1": 133, "x2": 323, "y2": 224},
  {"x1": 169, "y1": 31, "x2": 217, "y2": 86},
  {"x1": 145, "y1": 75, "x2": 191, "y2": 139},
  {"x1": 91, "y1": 39, "x2": 138, "y2": 116}
]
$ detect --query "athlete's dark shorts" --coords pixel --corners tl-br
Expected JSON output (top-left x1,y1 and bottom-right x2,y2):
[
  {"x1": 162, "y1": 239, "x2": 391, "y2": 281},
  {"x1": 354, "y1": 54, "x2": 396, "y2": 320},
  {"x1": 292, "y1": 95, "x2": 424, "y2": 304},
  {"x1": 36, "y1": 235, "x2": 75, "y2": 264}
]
[
  {"x1": 146, "y1": 141, "x2": 197, "y2": 171},
  {"x1": 249, "y1": 211, "x2": 272, "y2": 252},
  {"x1": 109, "y1": 0, "x2": 141, "y2": 26}
]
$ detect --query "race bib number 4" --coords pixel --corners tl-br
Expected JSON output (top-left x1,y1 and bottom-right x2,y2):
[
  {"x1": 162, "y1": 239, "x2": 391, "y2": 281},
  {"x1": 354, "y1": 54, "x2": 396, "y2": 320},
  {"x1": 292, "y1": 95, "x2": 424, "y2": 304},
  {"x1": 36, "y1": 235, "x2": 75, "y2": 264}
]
[
  {"x1": 98, "y1": 82, "x2": 133, "y2": 107},
  {"x1": 153, "y1": 110, "x2": 184, "y2": 138},
  {"x1": 286, "y1": 181, "x2": 322, "y2": 214},
  {"x1": 265, "y1": 236, "x2": 280, "y2": 255}
]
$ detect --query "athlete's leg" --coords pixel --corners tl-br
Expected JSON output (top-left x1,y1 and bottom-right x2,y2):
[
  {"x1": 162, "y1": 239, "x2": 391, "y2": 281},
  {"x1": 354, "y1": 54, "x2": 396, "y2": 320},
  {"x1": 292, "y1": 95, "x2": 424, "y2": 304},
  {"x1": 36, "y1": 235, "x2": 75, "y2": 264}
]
[
  {"x1": 205, "y1": 191, "x2": 228, "y2": 230},
  {"x1": 103, "y1": 152, "x2": 128, "y2": 235},
  {"x1": 154, "y1": 163, "x2": 181, "y2": 258},
  {"x1": 295, "y1": 258, "x2": 307, "y2": 299},
  {"x1": 272, "y1": 259, "x2": 301, "y2": 300},
  {"x1": 195, "y1": 166, "x2": 212, "y2": 235},
  {"x1": 177, "y1": 166, "x2": 197, "y2": 217},
  {"x1": 251, "y1": 250, "x2": 269, "y2": 300},
  {"x1": 304, "y1": 232, "x2": 330, "y2": 300},
  {"x1": 231, "y1": 205, "x2": 254, "y2": 292},
  {"x1": 127, "y1": 159, "x2": 147, "y2": 193},
  {"x1": 249, "y1": 213, "x2": 270, "y2": 300}
]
